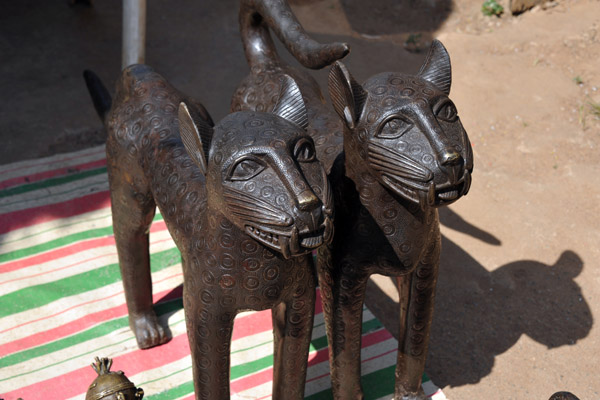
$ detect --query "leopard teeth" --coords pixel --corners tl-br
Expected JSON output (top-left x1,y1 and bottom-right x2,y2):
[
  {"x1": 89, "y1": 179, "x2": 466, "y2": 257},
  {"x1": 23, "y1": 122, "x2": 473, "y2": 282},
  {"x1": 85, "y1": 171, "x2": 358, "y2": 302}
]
[
  {"x1": 301, "y1": 235, "x2": 324, "y2": 248},
  {"x1": 290, "y1": 226, "x2": 300, "y2": 254}
]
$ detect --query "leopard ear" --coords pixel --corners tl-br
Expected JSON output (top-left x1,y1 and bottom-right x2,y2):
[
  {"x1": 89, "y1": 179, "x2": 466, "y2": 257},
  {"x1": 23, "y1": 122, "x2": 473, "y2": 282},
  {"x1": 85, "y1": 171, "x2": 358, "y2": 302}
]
[
  {"x1": 272, "y1": 75, "x2": 308, "y2": 131},
  {"x1": 328, "y1": 61, "x2": 366, "y2": 129},
  {"x1": 179, "y1": 102, "x2": 212, "y2": 175},
  {"x1": 418, "y1": 39, "x2": 452, "y2": 95}
]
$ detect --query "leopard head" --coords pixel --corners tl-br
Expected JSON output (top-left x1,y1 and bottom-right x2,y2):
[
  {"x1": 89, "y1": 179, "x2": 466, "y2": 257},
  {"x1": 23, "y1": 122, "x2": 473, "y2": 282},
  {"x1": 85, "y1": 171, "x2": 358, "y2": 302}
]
[
  {"x1": 329, "y1": 40, "x2": 473, "y2": 209},
  {"x1": 179, "y1": 76, "x2": 333, "y2": 259}
]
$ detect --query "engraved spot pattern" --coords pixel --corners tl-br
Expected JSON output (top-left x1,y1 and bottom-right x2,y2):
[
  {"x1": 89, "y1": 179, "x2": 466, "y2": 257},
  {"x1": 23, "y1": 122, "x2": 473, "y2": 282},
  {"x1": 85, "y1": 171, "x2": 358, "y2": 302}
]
[
  {"x1": 105, "y1": 63, "x2": 324, "y2": 400},
  {"x1": 229, "y1": 7, "x2": 472, "y2": 399},
  {"x1": 316, "y1": 50, "x2": 471, "y2": 399}
]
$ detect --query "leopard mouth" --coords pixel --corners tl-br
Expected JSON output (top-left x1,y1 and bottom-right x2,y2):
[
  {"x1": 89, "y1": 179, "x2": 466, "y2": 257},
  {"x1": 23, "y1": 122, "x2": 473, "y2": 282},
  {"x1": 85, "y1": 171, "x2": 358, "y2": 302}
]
[
  {"x1": 245, "y1": 215, "x2": 333, "y2": 259},
  {"x1": 382, "y1": 169, "x2": 471, "y2": 209},
  {"x1": 435, "y1": 170, "x2": 471, "y2": 205},
  {"x1": 246, "y1": 226, "x2": 282, "y2": 247},
  {"x1": 437, "y1": 189, "x2": 459, "y2": 201},
  {"x1": 300, "y1": 227, "x2": 326, "y2": 249}
]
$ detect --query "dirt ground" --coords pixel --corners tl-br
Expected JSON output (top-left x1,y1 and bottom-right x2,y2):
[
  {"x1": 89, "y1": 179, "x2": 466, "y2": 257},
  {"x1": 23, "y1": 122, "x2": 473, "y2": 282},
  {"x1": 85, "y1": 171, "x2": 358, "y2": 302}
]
[{"x1": 1, "y1": 0, "x2": 599, "y2": 398}]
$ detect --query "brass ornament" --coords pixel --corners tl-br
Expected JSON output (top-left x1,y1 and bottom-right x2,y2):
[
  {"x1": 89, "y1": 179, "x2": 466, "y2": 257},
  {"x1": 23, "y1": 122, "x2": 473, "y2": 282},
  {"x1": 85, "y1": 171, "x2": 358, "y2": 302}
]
[
  {"x1": 86, "y1": 357, "x2": 143, "y2": 400},
  {"x1": 84, "y1": 62, "x2": 333, "y2": 399}
]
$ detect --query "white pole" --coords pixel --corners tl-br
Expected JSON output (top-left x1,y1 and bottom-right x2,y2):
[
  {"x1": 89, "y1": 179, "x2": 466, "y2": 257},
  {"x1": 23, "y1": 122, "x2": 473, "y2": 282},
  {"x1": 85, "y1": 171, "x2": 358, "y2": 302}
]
[{"x1": 122, "y1": 0, "x2": 147, "y2": 69}]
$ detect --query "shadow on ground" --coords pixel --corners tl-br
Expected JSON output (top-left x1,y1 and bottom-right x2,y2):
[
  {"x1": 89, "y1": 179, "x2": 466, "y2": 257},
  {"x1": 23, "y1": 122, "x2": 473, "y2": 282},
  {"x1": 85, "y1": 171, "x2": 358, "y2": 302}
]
[
  {"x1": 0, "y1": 0, "x2": 456, "y2": 165},
  {"x1": 339, "y1": 0, "x2": 453, "y2": 36},
  {"x1": 365, "y1": 208, "x2": 593, "y2": 387}
]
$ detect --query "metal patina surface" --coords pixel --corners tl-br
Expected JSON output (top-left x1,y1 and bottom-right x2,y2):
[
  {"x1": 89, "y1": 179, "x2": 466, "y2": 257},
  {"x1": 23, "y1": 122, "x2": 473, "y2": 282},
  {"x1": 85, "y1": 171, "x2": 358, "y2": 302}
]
[
  {"x1": 84, "y1": 64, "x2": 333, "y2": 399},
  {"x1": 232, "y1": 0, "x2": 349, "y2": 174},
  {"x1": 322, "y1": 43, "x2": 473, "y2": 399},
  {"x1": 231, "y1": 2, "x2": 473, "y2": 397},
  {"x1": 85, "y1": 357, "x2": 144, "y2": 400}
]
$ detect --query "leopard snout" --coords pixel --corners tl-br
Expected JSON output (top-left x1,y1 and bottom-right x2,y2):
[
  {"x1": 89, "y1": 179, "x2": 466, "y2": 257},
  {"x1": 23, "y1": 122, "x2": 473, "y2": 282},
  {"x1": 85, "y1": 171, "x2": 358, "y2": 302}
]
[
  {"x1": 440, "y1": 150, "x2": 463, "y2": 166},
  {"x1": 297, "y1": 189, "x2": 320, "y2": 212},
  {"x1": 438, "y1": 150, "x2": 465, "y2": 184}
]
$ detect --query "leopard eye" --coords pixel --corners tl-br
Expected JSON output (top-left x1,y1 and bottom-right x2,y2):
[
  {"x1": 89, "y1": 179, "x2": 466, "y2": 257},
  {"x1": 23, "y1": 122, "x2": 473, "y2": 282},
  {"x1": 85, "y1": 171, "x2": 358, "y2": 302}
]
[
  {"x1": 229, "y1": 158, "x2": 265, "y2": 181},
  {"x1": 435, "y1": 100, "x2": 458, "y2": 122},
  {"x1": 376, "y1": 117, "x2": 412, "y2": 139},
  {"x1": 294, "y1": 138, "x2": 316, "y2": 162}
]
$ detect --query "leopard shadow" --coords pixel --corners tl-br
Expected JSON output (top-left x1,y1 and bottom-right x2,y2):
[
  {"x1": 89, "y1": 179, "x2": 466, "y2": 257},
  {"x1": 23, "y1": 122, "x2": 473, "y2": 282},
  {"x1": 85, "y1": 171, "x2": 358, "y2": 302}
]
[{"x1": 365, "y1": 212, "x2": 592, "y2": 388}]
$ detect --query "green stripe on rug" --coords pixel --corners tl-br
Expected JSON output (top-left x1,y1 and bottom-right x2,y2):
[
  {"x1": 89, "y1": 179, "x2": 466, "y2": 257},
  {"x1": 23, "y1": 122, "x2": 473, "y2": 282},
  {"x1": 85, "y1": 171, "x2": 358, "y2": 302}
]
[
  {"x1": 145, "y1": 359, "x2": 398, "y2": 400},
  {"x1": 0, "y1": 299, "x2": 183, "y2": 368},
  {"x1": 231, "y1": 353, "x2": 273, "y2": 378},
  {"x1": 0, "y1": 213, "x2": 164, "y2": 263},
  {"x1": 1, "y1": 212, "x2": 111, "y2": 246},
  {"x1": 145, "y1": 320, "x2": 389, "y2": 400},
  {"x1": 309, "y1": 318, "x2": 383, "y2": 350},
  {"x1": 0, "y1": 226, "x2": 113, "y2": 263},
  {"x1": 0, "y1": 167, "x2": 108, "y2": 199},
  {"x1": 305, "y1": 365, "x2": 397, "y2": 400},
  {"x1": 147, "y1": 381, "x2": 194, "y2": 400},
  {"x1": 0, "y1": 247, "x2": 180, "y2": 318},
  {"x1": 0, "y1": 179, "x2": 107, "y2": 208}
]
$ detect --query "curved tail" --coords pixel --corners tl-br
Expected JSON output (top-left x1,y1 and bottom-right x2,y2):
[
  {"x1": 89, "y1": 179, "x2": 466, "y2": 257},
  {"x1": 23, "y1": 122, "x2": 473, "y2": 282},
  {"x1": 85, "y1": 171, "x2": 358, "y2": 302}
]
[
  {"x1": 239, "y1": 0, "x2": 349, "y2": 70},
  {"x1": 83, "y1": 70, "x2": 112, "y2": 122}
]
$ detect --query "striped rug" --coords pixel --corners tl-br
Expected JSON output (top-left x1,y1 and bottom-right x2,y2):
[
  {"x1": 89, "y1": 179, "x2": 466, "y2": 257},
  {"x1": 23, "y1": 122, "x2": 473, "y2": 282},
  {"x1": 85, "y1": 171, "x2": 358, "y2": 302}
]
[{"x1": 0, "y1": 146, "x2": 446, "y2": 400}]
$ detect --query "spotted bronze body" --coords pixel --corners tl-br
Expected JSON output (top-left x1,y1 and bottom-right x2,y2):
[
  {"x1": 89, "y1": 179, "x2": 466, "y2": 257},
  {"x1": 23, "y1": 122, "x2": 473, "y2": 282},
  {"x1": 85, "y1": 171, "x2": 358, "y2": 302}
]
[
  {"x1": 322, "y1": 43, "x2": 473, "y2": 400},
  {"x1": 233, "y1": 0, "x2": 349, "y2": 170},
  {"x1": 231, "y1": 5, "x2": 473, "y2": 397},
  {"x1": 84, "y1": 64, "x2": 333, "y2": 399}
]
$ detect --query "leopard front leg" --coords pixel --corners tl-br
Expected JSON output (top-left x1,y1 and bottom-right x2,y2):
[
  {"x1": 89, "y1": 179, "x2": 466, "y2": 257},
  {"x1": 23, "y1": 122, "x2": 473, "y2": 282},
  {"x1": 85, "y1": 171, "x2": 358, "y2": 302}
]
[
  {"x1": 318, "y1": 246, "x2": 369, "y2": 400},
  {"x1": 271, "y1": 267, "x2": 316, "y2": 400},
  {"x1": 183, "y1": 286, "x2": 235, "y2": 400},
  {"x1": 394, "y1": 237, "x2": 441, "y2": 400},
  {"x1": 108, "y1": 161, "x2": 168, "y2": 349}
]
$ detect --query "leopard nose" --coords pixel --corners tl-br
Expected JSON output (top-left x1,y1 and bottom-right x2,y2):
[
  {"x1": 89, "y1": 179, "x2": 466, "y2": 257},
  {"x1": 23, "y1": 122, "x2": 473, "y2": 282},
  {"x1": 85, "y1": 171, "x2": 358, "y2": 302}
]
[
  {"x1": 297, "y1": 190, "x2": 320, "y2": 211},
  {"x1": 440, "y1": 151, "x2": 463, "y2": 166}
]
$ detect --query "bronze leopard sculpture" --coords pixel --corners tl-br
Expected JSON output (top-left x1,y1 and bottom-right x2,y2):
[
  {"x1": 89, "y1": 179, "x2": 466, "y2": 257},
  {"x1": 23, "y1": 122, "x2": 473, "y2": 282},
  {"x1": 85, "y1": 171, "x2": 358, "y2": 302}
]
[
  {"x1": 230, "y1": 1, "x2": 473, "y2": 396},
  {"x1": 322, "y1": 43, "x2": 473, "y2": 399},
  {"x1": 84, "y1": 65, "x2": 333, "y2": 399}
]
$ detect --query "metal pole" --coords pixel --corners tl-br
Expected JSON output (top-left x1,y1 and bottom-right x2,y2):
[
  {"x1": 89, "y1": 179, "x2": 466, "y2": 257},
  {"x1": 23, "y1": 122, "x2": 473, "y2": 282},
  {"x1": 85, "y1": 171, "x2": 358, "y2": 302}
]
[{"x1": 122, "y1": 0, "x2": 147, "y2": 69}]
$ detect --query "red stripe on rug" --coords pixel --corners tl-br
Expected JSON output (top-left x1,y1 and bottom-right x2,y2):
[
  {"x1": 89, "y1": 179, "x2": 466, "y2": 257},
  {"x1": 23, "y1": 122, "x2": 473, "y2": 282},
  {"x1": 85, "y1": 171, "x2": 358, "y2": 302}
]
[
  {"x1": 0, "y1": 285, "x2": 181, "y2": 356},
  {"x1": 362, "y1": 347, "x2": 396, "y2": 363},
  {"x1": 0, "y1": 281, "x2": 278, "y2": 358},
  {"x1": 1, "y1": 251, "x2": 114, "y2": 284},
  {"x1": 0, "y1": 271, "x2": 182, "y2": 335},
  {"x1": 305, "y1": 329, "x2": 395, "y2": 387},
  {"x1": 2, "y1": 294, "x2": 381, "y2": 399},
  {"x1": 0, "y1": 159, "x2": 107, "y2": 190},
  {"x1": 0, "y1": 237, "x2": 115, "y2": 275},
  {"x1": 305, "y1": 327, "x2": 392, "y2": 369},
  {"x1": 0, "y1": 265, "x2": 316, "y2": 358},
  {"x1": 3, "y1": 309, "x2": 284, "y2": 400},
  {"x1": 2, "y1": 333, "x2": 192, "y2": 400},
  {"x1": 230, "y1": 327, "x2": 392, "y2": 394},
  {"x1": 0, "y1": 191, "x2": 111, "y2": 235},
  {"x1": 0, "y1": 220, "x2": 167, "y2": 275}
]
